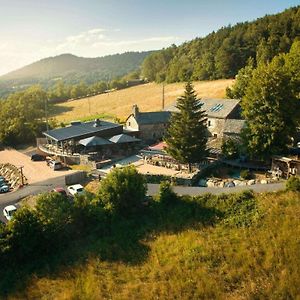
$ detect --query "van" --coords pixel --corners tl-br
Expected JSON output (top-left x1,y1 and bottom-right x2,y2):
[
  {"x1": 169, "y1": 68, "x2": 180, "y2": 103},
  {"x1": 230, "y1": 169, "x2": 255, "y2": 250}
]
[{"x1": 48, "y1": 160, "x2": 63, "y2": 170}]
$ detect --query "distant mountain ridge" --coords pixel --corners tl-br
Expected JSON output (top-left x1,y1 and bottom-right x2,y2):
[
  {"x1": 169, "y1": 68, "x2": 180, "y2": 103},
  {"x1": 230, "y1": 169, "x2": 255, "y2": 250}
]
[{"x1": 0, "y1": 51, "x2": 152, "y2": 96}]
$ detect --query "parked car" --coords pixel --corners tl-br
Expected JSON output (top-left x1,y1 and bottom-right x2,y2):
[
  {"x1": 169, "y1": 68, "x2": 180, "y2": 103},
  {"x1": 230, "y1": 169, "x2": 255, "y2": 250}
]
[
  {"x1": 3, "y1": 205, "x2": 17, "y2": 221},
  {"x1": 52, "y1": 187, "x2": 67, "y2": 196},
  {"x1": 48, "y1": 160, "x2": 63, "y2": 170},
  {"x1": 31, "y1": 153, "x2": 46, "y2": 161},
  {"x1": 67, "y1": 184, "x2": 84, "y2": 196},
  {"x1": 0, "y1": 178, "x2": 7, "y2": 186},
  {"x1": 0, "y1": 185, "x2": 9, "y2": 193}
]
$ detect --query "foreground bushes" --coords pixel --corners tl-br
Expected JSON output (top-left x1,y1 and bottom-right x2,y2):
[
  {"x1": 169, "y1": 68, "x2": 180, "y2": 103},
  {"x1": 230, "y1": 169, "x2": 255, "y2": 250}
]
[{"x1": 1, "y1": 166, "x2": 298, "y2": 298}]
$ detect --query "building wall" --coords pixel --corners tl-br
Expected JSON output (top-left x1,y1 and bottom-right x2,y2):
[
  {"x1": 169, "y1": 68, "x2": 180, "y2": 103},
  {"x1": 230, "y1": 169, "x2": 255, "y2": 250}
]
[
  {"x1": 207, "y1": 118, "x2": 226, "y2": 138},
  {"x1": 139, "y1": 123, "x2": 168, "y2": 142},
  {"x1": 126, "y1": 115, "x2": 139, "y2": 131}
]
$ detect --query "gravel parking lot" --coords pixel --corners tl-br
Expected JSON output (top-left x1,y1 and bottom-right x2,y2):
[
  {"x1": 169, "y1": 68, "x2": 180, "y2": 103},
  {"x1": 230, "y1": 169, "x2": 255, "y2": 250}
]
[{"x1": 0, "y1": 149, "x2": 75, "y2": 184}]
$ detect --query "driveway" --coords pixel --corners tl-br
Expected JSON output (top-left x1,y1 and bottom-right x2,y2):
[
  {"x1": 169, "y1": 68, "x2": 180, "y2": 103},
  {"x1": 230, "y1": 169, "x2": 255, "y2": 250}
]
[{"x1": 0, "y1": 149, "x2": 75, "y2": 184}]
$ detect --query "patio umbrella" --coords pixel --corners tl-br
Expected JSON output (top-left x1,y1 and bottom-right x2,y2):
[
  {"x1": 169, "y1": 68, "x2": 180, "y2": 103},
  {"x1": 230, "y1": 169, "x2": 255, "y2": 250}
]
[
  {"x1": 78, "y1": 136, "x2": 112, "y2": 147},
  {"x1": 109, "y1": 134, "x2": 141, "y2": 144}
]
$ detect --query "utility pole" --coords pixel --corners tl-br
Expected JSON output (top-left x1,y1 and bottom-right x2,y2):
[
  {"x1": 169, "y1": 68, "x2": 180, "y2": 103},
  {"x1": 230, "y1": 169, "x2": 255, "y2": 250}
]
[
  {"x1": 88, "y1": 95, "x2": 91, "y2": 116},
  {"x1": 162, "y1": 82, "x2": 165, "y2": 110},
  {"x1": 45, "y1": 97, "x2": 49, "y2": 131}
]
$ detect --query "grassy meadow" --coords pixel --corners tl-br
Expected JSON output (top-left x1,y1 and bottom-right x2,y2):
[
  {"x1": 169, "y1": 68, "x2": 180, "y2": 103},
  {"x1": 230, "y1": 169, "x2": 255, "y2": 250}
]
[
  {"x1": 51, "y1": 79, "x2": 234, "y2": 123},
  {"x1": 7, "y1": 190, "x2": 300, "y2": 300}
]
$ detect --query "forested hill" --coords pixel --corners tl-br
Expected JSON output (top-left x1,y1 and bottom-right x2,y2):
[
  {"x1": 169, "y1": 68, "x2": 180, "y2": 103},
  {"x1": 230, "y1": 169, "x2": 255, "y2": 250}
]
[
  {"x1": 0, "y1": 51, "x2": 152, "y2": 95},
  {"x1": 141, "y1": 6, "x2": 300, "y2": 82}
]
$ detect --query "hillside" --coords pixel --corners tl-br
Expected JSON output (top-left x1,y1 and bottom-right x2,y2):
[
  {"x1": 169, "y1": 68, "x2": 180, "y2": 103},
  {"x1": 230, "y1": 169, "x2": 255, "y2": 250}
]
[
  {"x1": 142, "y1": 6, "x2": 300, "y2": 82},
  {"x1": 52, "y1": 79, "x2": 234, "y2": 123},
  {"x1": 6, "y1": 190, "x2": 300, "y2": 299},
  {"x1": 0, "y1": 51, "x2": 152, "y2": 95}
]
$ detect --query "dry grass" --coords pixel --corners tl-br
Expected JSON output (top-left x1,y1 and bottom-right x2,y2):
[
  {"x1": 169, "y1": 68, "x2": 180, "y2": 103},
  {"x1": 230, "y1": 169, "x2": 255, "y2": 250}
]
[
  {"x1": 52, "y1": 79, "x2": 234, "y2": 123},
  {"x1": 10, "y1": 191, "x2": 300, "y2": 300}
]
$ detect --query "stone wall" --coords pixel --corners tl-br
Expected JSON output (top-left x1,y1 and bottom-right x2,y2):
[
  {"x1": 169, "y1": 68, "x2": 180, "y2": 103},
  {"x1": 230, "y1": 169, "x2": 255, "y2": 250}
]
[{"x1": 139, "y1": 123, "x2": 168, "y2": 142}]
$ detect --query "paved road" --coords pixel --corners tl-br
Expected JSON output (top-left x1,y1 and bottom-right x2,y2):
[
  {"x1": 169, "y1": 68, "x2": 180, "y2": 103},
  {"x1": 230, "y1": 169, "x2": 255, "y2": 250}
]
[
  {"x1": 0, "y1": 178, "x2": 285, "y2": 223},
  {"x1": 147, "y1": 182, "x2": 285, "y2": 196},
  {"x1": 0, "y1": 175, "x2": 67, "y2": 223}
]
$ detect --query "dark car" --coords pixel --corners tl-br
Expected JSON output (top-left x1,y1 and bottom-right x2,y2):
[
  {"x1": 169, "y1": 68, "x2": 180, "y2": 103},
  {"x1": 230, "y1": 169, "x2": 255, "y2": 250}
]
[{"x1": 31, "y1": 153, "x2": 46, "y2": 161}]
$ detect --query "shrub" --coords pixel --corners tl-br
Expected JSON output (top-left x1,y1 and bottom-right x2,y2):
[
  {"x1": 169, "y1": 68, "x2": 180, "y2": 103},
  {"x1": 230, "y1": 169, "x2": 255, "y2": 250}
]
[
  {"x1": 286, "y1": 176, "x2": 300, "y2": 192},
  {"x1": 240, "y1": 169, "x2": 252, "y2": 180},
  {"x1": 221, "y1": 139, "x2": 239, "y2": 159},
  {"x1": 158, "y1": 181, "x2": 177, "y2": 204},
  {"x1": 97, "y1": 166, "x2": 147, "y2": 216}
]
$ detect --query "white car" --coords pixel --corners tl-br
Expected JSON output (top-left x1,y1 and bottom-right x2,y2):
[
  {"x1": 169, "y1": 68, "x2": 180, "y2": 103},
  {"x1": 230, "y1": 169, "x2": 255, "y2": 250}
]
[
  {"x1": 67, "y1": 184, "x2": 84, "y2": 196},
  {"x1": 3, "y1": 205, "x2": 17, "y2": 221}
]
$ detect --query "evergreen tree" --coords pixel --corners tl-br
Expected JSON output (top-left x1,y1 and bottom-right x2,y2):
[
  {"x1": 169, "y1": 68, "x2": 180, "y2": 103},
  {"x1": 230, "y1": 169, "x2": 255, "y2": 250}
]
[{"x1": 165, "y1": 82, "x2": 208, "y2": 172}]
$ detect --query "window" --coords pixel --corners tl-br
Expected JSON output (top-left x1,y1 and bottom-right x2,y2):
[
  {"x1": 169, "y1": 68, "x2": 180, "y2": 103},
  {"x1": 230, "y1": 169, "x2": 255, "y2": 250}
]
[
  {"x1": 213, "y1": 133, "x2": 218, "y2": 138},
  {"x1": 128, "y1": 122, "x2": 131, "y2": 126}
]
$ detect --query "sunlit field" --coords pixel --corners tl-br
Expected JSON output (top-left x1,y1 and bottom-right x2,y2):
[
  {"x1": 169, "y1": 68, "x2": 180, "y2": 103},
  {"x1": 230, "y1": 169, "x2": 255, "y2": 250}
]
[{"x1": 52, "y1": 79, "x2": 234, "y2": 123}]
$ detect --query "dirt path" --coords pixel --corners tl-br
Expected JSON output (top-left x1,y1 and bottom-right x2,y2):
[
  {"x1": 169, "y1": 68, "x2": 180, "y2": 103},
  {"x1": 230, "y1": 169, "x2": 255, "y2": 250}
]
[{"x1": 0, "y1": 149, "x2": 75, "y2": 184}]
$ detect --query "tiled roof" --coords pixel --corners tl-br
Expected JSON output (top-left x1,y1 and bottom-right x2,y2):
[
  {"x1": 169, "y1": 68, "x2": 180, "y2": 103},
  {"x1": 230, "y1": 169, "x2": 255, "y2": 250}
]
[
  {"x1": 165, "y1": 98, "x2": 241, "y2": 119},
  {"x1": 223, "y1": 119, "x2": 246, "y2": 134},
  {"x1": 135, "y1": 111, "x2": 171, "y2": 125}
]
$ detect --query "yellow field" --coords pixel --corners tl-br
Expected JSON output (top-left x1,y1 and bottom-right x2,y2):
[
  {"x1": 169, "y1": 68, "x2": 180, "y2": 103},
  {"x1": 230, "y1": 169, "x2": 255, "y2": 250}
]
[{"x1": 52, "y1": 79, "x2": 234, "y2": 123}]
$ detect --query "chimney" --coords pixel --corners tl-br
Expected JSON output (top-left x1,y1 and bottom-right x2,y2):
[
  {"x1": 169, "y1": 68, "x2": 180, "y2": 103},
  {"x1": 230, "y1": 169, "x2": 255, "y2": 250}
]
[
  {"x1": 132, "y1": 104, "x2": 139, "y2": 118},
  {"x1": 93, "y1": 118, "x2": 101, "y2": 127}
]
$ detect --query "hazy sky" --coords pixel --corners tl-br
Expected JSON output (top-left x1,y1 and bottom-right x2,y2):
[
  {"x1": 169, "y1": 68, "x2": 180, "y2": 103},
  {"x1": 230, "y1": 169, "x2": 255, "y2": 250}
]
[{"x1": 0, "y1": 0, "x2": 299, "y2": 75}]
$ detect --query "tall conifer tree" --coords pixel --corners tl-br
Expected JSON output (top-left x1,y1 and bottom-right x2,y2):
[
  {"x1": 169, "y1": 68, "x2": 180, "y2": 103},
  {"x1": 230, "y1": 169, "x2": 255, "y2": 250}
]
[{"x1": 165, "y1": 82, "x2": 208, "y2": 172}]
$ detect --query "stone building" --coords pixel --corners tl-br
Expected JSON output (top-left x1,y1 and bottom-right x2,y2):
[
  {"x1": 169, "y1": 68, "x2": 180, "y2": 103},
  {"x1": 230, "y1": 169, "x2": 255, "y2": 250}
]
[
  {"x1": 166, "y1": 98, "x2": 244, "y2": 139},
  {"x1": 125, "y1": 105, "x2": 171, "y2": 142}
]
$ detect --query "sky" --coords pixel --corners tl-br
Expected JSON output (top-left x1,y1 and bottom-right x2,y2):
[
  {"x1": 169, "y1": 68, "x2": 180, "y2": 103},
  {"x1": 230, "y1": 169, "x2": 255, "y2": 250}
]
[{"x1": 0, "y1": 0, "x2": 299, "y2": 75}]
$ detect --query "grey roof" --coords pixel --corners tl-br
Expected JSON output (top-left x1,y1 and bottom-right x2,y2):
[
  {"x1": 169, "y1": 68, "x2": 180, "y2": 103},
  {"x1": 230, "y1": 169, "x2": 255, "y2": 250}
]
[
  {"x1": 223, "y1": 119, "x2": 246, "y2": 134},
  {"x1": 43, "y1": 120, "x2": 122, "y2": 142},
  {"x1": 165, "y1": 98, "x2": 240, "y2": 119},
  {"x1": 78, "y1": 136, "x2": 112, "y2": 147},
  {"x1": 109, "y1": 134, "x2": 141, "y2": 144},
  {"x1": 135, "y1": 111, "x2": 171, "y2": 125}
]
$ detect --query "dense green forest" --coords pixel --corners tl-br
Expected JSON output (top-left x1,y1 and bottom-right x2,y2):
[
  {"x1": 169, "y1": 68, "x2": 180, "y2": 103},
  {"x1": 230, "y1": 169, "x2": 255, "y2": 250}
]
[
  {"x1": 0, "y1": 51, "x2": 151, "y2": 97},
  {"x1": 141, "y1": 6, "x2": 300, "y2": 82},
  {"x1": 226, "y1": 40, "x2": 300, "y2": 159}
]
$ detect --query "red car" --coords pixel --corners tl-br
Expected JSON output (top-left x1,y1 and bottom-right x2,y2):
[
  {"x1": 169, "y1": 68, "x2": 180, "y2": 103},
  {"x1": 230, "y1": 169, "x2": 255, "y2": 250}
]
[{"x1": 52, "y1": 187, "x2": 67, "y2": 196}]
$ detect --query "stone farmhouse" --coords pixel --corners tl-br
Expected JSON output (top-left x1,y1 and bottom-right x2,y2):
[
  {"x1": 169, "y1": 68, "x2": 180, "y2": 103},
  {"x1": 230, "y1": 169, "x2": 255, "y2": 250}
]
[
  {"x1": 125, "y1": 105, "x2": 171, "y2": 142},
  {"x1": 166, "y1": 98, "x2": 245, "y2": 140}
]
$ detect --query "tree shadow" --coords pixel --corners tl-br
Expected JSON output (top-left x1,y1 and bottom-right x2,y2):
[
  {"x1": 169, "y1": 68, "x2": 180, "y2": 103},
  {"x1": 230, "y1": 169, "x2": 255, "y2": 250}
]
[
  {"x1": 0, "y1": 196, "x2": 223, "y2": 296},
  {"x1": 49, "y1": 104, "x2": 73, "y2": 118}
]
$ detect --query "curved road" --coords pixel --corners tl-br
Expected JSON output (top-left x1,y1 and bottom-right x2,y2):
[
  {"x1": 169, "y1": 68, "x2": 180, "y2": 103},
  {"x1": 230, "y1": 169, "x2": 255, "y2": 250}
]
[
  {"x1": 147, "y1": 182, "x2": 285, "y2": 196},
  {"x1": 0, "y1": 178, "x2": 285, "y2": 222}
]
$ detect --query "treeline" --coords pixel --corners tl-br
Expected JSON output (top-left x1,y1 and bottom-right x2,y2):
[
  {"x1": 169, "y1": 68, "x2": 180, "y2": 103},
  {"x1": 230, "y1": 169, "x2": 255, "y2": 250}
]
[
  {"x1": 225, "y1": 40, "x2": 300, "y2": 159},
  {"x1": 141, "y1": 6, "x2": 300, "y2": 82},
  {"x1": 0, "y1": 51, "x2": 151, "y2": 97},
  {"x1": 47, "y1": 70, "x2": 143, "y2": 103}
]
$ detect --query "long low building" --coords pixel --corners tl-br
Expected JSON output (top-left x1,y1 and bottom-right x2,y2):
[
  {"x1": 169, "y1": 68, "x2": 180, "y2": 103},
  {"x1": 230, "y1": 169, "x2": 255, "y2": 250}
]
[{"x1": 40, "y1": 119, "x2": 141, "y2": 162}]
